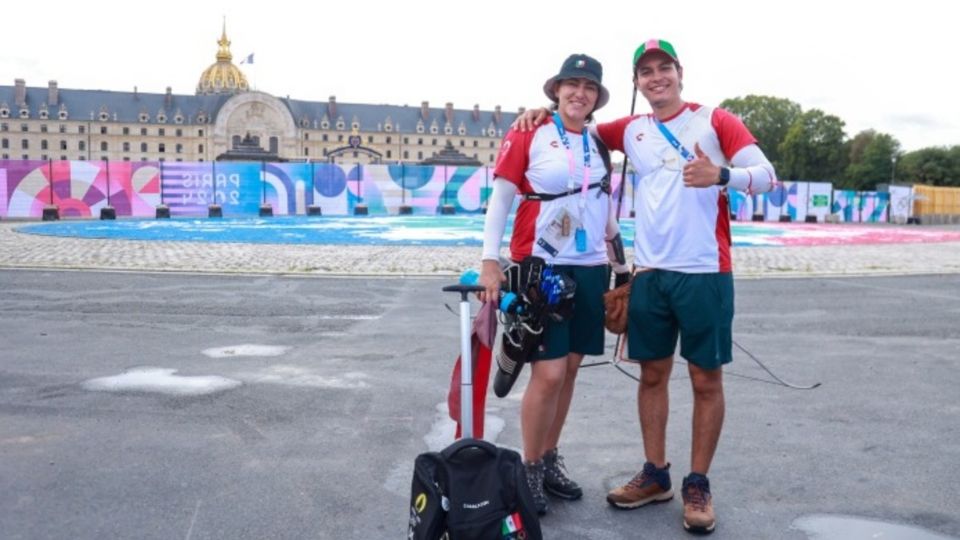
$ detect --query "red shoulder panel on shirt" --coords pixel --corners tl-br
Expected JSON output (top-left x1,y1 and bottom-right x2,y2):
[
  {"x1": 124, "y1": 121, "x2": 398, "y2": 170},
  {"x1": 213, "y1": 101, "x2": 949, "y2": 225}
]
[
  {"x1": 596, "y1": 115, "x2": 640, "y2": 153},
  {"x1": 493, "y1": 127, "x2": 535, "y2": 188},
  {"x1": 711, "y1": 108, "x2": 758, "y2": 160}
]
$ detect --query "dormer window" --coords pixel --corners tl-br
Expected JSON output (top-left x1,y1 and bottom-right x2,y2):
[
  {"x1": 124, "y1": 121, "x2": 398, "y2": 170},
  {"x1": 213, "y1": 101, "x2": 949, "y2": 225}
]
[
  {"x1": 19, "y1": 108, "x2": 30, "y2": 119},
  {"x1": 444, "y1": 125, "x2": 453, "y2": 135},
  {"x1": 416, "y1": 120, "x2": 425, "y2": 134},
  {"x1": 58, "y1": 109, "x2": 68, "y2": 120},
  {"x1": 99, "y1": 111, "x2": 109, "y2": 121},
  {"x1": 39, "y1": 110, "x2": 49, "y2": 120},
  {"x1": 335, "y1": 118, "x2": 345, "y2": 130},
  {"x1": 139, "y1": 112, "x2": 150, "y2": 123},
  {"x1": 457, "y1": 124, "x2": 466, "y2": 136},
  {"x1": 384, "y1": 123, "x2": 393, "y2": 133},
  {"x1": 351, "y1": 121, "x2": 360, "y2": 131},
  {"x1": 196, "y1": 112, "x2": 206, "y2": 124},
  {"x1": 174, "y1": 114, "x2": 184, "y2": 124},
  {"x1": 156, "y1": 112, "x2": 167, "y2": 123},
  {"x1": 0, "y1": 106, "x2": 9, "y2": 118}
]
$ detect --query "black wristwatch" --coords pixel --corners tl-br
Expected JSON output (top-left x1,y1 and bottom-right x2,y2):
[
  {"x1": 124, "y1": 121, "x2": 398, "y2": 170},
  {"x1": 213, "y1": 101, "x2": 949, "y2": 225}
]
[{"x1": 718, "y1": 167, "x2": 731, "y2": 186}]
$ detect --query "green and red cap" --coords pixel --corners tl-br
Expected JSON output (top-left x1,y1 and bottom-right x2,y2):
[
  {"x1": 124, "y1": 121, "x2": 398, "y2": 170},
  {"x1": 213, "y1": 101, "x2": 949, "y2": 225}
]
[{"x1": 633, "y1": 39, "x2": 679, "y2": 70}]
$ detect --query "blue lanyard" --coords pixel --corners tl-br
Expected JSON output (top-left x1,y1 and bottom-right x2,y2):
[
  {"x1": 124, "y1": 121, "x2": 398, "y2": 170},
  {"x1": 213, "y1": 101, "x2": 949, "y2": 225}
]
[
  {"x1": 551, "y1": 113, "x2": 591, "y2": 204},
  {"x1": 654, "y1": 117, "x2": 694, "y2": 163}
]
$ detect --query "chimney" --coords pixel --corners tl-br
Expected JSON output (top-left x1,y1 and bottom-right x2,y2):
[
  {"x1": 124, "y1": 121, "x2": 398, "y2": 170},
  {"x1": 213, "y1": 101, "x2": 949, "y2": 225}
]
[
  {"x1": 14, "y1": 79, "x2": 26, "y2": 107},
  {"x1": 472, "y1": 104, "x2": 480, "y2": 122},
  {"x1": 133, "y1": 86, "x2": 139, "y2": 100},
  {"x1": 47, "y1": 80, "x2": 58, "y2": 106},
  {"x1": 445, "y1": 102, "x2": 454, "y2": 125},
  {"x1": 328, "y1": 95, "x2": 337, "y2": 117},
  {"x1": 494, "y1": 105, "x2": 502, "y2": 125},
  {"x1": 421, "y1": 101, "x2": 429, "y2": 122},
  {"x1": 165, "y1": 86, "x2": 172, "y2": 108}
]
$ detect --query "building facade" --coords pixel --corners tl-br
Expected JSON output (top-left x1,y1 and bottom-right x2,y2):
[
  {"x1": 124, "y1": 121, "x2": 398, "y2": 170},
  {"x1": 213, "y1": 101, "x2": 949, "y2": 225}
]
[{"x1": 0, "y1": 25, "x2": 518, "y2": 166}]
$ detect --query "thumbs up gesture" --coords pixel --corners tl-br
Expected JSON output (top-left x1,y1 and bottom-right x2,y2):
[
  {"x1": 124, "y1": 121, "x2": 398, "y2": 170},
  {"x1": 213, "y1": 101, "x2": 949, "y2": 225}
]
[{"x1": 682, "y1": 143, "x2": 722, "y2": 188}]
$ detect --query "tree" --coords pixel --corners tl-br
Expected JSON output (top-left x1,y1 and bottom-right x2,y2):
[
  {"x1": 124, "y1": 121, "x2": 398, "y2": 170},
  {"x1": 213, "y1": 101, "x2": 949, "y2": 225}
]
[
  {"x1": 719, "y1": 95, "x2": 801, "y2": 171},
  {"x1": 842, "y1": 130, "x2": 901, "y2": 190},
  {"x1": 778, "y1": 109, "x2": 847, "y2": 182},
  {"x1": 898, "y1": 147, "x2": 955, "y2": 186}
]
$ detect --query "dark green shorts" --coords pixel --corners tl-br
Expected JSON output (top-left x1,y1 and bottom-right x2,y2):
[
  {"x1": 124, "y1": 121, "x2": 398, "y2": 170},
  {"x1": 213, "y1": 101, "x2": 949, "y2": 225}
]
[
  {"x1": 534, "y1": 264, "x2": 607, "y2": 361},
  {"x1": 626, "y1": 270, "x2": 734, "y2": 370}
]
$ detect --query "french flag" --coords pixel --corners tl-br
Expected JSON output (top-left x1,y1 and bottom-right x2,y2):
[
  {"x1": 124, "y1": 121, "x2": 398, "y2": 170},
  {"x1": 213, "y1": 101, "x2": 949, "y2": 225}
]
[{"x1": 240, "y1": 53, "x2": 254, "y2": 65}]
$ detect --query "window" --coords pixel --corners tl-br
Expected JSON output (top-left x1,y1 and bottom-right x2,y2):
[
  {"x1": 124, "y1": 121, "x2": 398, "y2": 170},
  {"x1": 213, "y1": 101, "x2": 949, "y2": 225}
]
[
  {"x1": 59, "y1": 140, "x2": 67, "y2": 150},
  {"x1": 175, "y1": 129, "x2": 182, "y2": 137},
  {"x1": 100, "y1": 126, "x2": 107, "y2": 135},
  {"x1": 79, "y1": 125, "x2": 86, "y2": 134},
  {"x1": 417, "y1": 151, "x2": 423, "y2": 159},
  {"x1": 41, "y1": 154, "x2": 48, "y2": 160},
  {"x1": 59, "y1": 124, "x2": 66, "y2": 133},
  {"x1": 60, "y1": 155, "x2": 66, "y2": 160},
  {"x1": 490, "y1": 141, "x2": 496, "y2": 148},
  {"x1": 21, "y1": 139, "x2": 28, "y2": 149},
  {"x1": 100, "y1": 142, "x2": 108, "y2": 151},
  {"x1": 489, "y1": 154, "x2": 495, "y2": 162},
  {"x1": 1, "y1": 153, "x2": 7, "y2": 159},
  {"x1": 322, "y1": 134, "x2": 328, "y2": 142},
  {"x1": 101, "y1": 156, "x2": 108, "y2": 161},
  {"x1": 304, "y1": 147, "x2": 309, "y2": 156},
  {"x1": 198, "y1": 144, "x2": 204, "y2": 153},
  {"x1": 353, "y1": 151, "x2": 358, "y2": 158},
  {"x1": 198, "y1": 129, "x2": 204, "y2": 137},
  {"x1": 386, "y1": 150, "x2": 392, "y2": 158},
  {"x1": 79, "y1": 156, "x2": 85, "y2": 161},
  {"x1": 417, "y1": 138, "x2": 423, "y2": 145},
  {"x1": 21, "y1": 124, "x2": 28, "y2": 132},
  {"x1": 123, "y1": 157, "x2": 130, "y2": 161},
  {"x1": 432, "y1": 138, "x2": 437, "y2": 146},
  {"x1": 337, "y1": 134, "x2": 343, "y2": 142},
  {"x1": 41, "y1": 140, "x2": 48, "y2": 150},
  {"x1": 403, "y1": 150, "x2": 409, "y2": 159},
  {"x1": 158, "y1": 128, "x2": 165, "y2": 137},
  {"x1": 41, "y1": 125, "x2": 48, "y2": 133},
  {"x1": 78, "y1": 141, "x2": 85, "y2": 151},
  {"x1": 123, "y1": 142, "x2": 130, "y2": 152},
  {"x1": 367, "y1": 136, "x2": 373, "y2": 143},
  {"x1": 386, "y1": 136, "x2": 392, "y2": 144},
  {"x1": 140, "y1": 142, "x2": 148, "y2": 152},
  {"x1": 0, "y1": 123, "x2": 7, "y2": 131},
  {"x1": 123, "y1": 127, "x2": 130, "y2": 135},
  {"x1": 158, "y1": 143, "x2": 166, "y2": 153},
  {"x1": 175, "y1": 143, "x2": 183, "y2": 153},
  {"x1": 1, "y1": 138, "x2": 7, "y2": 149},
  {"x1": 140, "y1": 127, "x2": 147, "y2": 136},
  {"x1": 304, "y1": 133, "x2": 309, "y2": 141},
  {"x1": 404, "y1": 137, "x2": 409, "y2": 144},
  {"x1": 473, "y1": 140, "x2": 478, "y2": 147}
]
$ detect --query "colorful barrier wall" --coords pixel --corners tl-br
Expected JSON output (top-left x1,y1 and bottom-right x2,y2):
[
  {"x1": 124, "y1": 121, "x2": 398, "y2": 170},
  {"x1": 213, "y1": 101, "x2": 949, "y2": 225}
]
[
  {"x1": 0, "y1": 159, "x2": 931, "y2": 224},
  {"x1": 913, "y1": 185, "x2": 960, "y2": 223},
  {"x1": 1, "y1": 160, "x2": 635, "y2": 218}
]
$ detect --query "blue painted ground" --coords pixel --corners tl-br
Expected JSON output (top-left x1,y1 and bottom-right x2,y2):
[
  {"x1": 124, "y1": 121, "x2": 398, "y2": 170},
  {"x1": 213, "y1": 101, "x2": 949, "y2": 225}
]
[{"x1": 17, "y1": 216, "x2": 783, "y2": 247}]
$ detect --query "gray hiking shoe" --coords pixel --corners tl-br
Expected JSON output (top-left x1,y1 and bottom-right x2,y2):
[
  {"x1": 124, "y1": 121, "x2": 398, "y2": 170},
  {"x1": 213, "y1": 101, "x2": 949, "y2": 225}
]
[
  {"x1": 524, "y1": 460, "x2": 548, "y2": 515},
  {"x1": 543, "y1": 448, "x2": 583, "y2": 500}
]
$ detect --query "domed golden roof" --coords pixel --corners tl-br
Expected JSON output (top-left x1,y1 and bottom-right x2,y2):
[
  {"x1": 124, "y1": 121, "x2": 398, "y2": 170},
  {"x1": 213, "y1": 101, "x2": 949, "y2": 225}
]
[{"x1": 196, "y1": 22, "x2": 249, "y2": 95}]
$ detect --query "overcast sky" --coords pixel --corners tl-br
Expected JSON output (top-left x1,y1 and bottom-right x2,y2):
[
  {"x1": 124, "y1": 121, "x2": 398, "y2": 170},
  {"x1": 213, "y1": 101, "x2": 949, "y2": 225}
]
[{"x1": 2, "y1": 0, "x2": 955, "y2": 152}]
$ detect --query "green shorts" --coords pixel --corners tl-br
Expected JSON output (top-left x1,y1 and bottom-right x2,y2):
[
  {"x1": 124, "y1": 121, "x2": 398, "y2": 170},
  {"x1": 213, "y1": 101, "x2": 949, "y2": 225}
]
[
  {"x1": 626, "y1": 269, "x2": 734, "y2": 370},
  {"x1": 534, "y1": 264, "x2": 607, "y2": 361}
]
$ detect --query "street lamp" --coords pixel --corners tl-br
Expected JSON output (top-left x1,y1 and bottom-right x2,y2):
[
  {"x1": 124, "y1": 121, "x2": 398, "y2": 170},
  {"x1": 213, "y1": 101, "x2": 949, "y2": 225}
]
[{"x1": 891, "y1": 155, "x2": 897, "y2": 184}]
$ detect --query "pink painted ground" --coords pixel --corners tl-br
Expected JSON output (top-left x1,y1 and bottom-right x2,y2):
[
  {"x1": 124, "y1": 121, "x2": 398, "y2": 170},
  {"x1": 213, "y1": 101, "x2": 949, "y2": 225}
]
[{"x1": 736, "y1": 222, "x2": 960, "y2": 247}]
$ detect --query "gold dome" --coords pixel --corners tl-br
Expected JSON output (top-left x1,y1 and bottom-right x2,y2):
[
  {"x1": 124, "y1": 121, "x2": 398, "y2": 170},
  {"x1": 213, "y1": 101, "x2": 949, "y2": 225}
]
[{"x1": 196, "y1": 22, "x2": 249, "y2": 95}]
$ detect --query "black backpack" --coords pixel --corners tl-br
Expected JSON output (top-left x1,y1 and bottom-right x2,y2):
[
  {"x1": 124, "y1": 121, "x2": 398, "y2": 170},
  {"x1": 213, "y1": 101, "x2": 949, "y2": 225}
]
[{"x1": 407, "y1": 438, "x2": 542, "y2": 539}]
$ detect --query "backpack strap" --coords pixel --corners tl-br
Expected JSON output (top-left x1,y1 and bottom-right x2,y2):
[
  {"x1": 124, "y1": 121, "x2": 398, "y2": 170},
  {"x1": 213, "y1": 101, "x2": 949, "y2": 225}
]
[{"x1": 440, "y1": 437, "x2": 499, "y2": 461}]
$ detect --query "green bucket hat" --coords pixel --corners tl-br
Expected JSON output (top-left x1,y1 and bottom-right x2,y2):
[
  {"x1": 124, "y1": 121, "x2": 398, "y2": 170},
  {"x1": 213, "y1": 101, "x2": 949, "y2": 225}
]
[
  {"x1": 633, "y1": 39, "x2": 680, "y2": 71},
  {"x1": 542, "y1": 53, "x2": 610, "y2": 111}
]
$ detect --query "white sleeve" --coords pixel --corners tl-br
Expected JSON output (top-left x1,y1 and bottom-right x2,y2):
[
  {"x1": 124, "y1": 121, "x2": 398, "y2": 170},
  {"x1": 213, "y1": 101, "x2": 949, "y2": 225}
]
[
  {"x1": 727, "y1": 144, "x2": 778, "y2": 194},
  {"x1": 481, "y1": 178, "x2": 518, "y2": 261}
]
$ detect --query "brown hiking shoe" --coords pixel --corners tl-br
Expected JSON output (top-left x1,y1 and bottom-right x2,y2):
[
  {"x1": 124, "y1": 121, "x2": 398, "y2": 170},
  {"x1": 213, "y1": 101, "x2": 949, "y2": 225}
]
[
  {"x1": 606, "y1": 462, "x2": 673, "y2": 509},
  {"x1": 681, "y1": 473, "x2": 716, "y2": 535}
]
